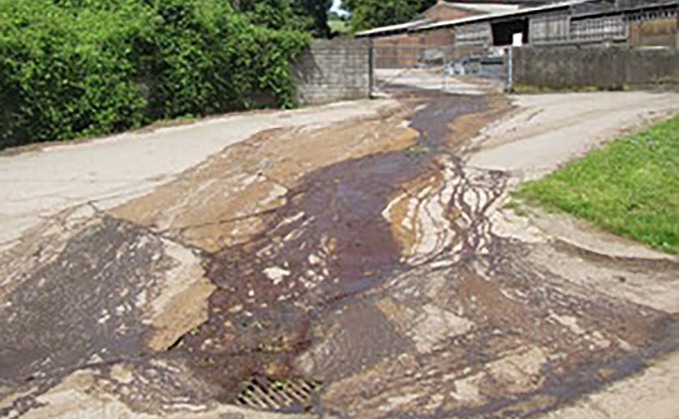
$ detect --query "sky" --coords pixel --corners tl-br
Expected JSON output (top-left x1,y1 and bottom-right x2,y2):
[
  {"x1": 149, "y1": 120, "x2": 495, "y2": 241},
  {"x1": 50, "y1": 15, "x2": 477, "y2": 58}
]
[{"x1": 331, "y1": 0, "x2": 348, "y2": 15}]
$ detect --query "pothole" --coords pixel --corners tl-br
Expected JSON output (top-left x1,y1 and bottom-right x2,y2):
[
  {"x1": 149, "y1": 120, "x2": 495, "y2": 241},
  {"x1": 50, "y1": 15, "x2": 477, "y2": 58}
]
[{"x1": 233, "y1": 376, "x2": 322, "y2": 412}]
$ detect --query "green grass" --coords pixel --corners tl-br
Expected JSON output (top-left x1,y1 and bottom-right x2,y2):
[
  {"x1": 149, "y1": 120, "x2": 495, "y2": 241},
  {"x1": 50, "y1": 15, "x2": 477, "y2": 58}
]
[
  {"x1": 513, "y1": 84, "x2": 604, "y2": 94},
  {"x1": 513, "y1": 116, "x2": 679, "y2": 254}
]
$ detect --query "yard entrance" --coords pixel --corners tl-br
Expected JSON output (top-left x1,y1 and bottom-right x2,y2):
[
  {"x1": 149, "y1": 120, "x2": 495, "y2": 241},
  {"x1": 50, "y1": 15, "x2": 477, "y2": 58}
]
[{"x1": 370, "y1": 42, "x2": 507, "y2": 95}]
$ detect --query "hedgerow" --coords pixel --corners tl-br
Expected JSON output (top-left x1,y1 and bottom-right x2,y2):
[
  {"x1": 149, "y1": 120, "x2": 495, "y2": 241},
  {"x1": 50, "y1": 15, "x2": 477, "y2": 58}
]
[{"x1": 0, "y1": 0, "x2": 309, "y2": 149}]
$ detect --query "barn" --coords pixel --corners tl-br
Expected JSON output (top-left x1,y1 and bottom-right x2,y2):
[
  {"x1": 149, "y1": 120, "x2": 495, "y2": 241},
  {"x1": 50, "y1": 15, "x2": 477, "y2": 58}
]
[{"x1": 358, "y1": 0, "x2": 678, "y2": 69}]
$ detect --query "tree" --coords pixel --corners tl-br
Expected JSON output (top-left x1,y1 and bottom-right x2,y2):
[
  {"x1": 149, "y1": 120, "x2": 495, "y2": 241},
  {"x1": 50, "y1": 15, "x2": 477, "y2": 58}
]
[
  {"x1": 344, "y1": 0, "x2": 436, "y2": 32},
  {"x1": 231, "y1": 0, "x2": 295, "y2": 30},
  {"x1": 292, "y1": 0, "x2": 332, "y2": 38},
  {"x1": 231, "y1": 0, "x2": 332, "y2": 37}
]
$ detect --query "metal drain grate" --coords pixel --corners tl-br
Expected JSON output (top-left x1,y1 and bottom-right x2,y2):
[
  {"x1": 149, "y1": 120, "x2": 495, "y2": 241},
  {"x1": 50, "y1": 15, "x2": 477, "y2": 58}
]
[{"x1": 234, "y1": 376, "x2": 321, "y2": 412}]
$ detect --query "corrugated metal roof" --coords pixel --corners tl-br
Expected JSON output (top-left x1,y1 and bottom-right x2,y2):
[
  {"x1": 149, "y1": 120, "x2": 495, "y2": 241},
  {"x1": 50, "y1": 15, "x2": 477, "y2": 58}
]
[
  {"x1": 356, "y1": 0, "x2": 595, "y2": 36},
  {"x1": 355, "y1": 19, "x2": 432, "y2": 37},
  {"x1": 441, "y1": 2, "x2": 522, "y2": 14}
]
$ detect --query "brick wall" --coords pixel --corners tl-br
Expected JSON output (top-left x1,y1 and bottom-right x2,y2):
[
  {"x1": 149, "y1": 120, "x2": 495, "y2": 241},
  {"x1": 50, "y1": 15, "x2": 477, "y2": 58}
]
[
  {"x1": 374, "y1": 33, "x2": 424, "y2": 67},
  {"x1": 293, "y1": 39, "x2": 371, "y2": 105},
  {"x1": 373, "y1": 28, "x2": 456, "y2": 68},
  {"x1": 422, "y1": 27, "x2": 456, "y2": 48},
  {"x1": 422, "y1": 4, "x2": 480, "y2": 21}
]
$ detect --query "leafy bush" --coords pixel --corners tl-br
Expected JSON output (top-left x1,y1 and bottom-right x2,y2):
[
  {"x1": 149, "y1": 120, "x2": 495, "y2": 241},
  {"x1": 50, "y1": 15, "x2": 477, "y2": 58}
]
[{"x1": 0, "y1": 0, "x2": 309, "y2": 149}]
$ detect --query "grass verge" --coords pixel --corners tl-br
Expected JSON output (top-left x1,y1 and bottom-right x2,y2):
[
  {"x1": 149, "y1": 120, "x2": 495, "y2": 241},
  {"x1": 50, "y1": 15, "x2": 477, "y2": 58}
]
[{"x1": 513, "y1": 116, "x2": 679, "y2": 254}]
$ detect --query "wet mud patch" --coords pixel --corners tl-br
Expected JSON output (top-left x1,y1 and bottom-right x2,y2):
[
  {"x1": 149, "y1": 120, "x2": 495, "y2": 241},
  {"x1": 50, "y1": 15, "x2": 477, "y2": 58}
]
[
  {"x1": 317, "y1": 248, "x2": 675, "y2": 419},
  {"x1": 0, "y1": 217, "x2": 161, "y2": 383},
  {"x1": 1, "y1": 91, "x2": 676, "y2": 418},
  {"x1": 299, "y1": 300, "x2": 411, "y2": 383},
  {"x1": 110, "y1": 103, "x2": 417, "y2": 253},
  {"x1": 0, "y1": 214, "x2": 210, "y2": 418},
  {"x1": 174, "y1": 93, "x2": 502, "y2": 408}
]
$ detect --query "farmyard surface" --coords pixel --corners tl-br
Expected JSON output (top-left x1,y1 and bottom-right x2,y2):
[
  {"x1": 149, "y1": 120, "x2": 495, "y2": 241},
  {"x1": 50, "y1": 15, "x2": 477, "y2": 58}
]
[{"x1": 0, "y1": 90, "x2": 678, "y2": 419}]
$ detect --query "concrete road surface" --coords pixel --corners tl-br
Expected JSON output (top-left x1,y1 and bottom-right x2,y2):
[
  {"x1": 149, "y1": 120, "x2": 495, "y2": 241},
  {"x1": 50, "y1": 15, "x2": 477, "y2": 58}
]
[{"x1": 0, "y1": 89, "x2": 677, "y2": 419}]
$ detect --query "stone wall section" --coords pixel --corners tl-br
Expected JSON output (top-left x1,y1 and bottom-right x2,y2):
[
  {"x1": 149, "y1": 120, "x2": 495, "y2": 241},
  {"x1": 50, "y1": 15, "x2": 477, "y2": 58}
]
[{"x1": 293, "y1": 39, "x2": 372, "y2": 105}]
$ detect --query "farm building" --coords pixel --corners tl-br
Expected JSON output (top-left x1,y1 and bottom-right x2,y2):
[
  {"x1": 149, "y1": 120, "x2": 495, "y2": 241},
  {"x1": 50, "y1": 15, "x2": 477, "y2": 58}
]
[{"x1": 358, "y1": 0, "x2": 678, "y2": 68}]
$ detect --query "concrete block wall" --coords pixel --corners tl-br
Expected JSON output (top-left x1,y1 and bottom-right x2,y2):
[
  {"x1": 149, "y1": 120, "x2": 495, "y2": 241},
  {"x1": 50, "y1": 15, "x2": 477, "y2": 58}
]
[
  {"x1": 513, "y1": 46, "x2": 679, "y2": 90},
  {"x1": 293, "y1": 39, "x2": 371, "y2": 105}
]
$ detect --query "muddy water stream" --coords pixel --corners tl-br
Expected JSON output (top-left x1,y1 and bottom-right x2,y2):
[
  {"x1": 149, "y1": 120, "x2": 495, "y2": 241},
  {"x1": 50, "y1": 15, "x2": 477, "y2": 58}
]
[
  {"x1": 2, "y1": 90, "x2": 678, "y2": 419},
  {"x1": 175, "y1": 93, "x2": 491, "y2": 405},
  {"x1": 171, "y1": 91, "x2": 675, "y2": 418}
]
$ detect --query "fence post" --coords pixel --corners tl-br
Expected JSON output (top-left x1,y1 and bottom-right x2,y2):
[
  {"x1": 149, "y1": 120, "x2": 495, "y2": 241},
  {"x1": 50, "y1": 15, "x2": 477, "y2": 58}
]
[
  {"x1": 506, "y1": 47, "x2": 514, "y2": 92},
  {"x1": 368, "y1": 38, "x2": 375, "y2": 97}
]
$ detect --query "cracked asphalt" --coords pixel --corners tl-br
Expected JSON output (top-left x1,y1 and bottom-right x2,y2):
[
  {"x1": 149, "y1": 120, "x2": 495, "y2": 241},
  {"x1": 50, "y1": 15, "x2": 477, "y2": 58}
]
[{"x1": 0, "y1": 88, "x2": 678, "y2": 419}]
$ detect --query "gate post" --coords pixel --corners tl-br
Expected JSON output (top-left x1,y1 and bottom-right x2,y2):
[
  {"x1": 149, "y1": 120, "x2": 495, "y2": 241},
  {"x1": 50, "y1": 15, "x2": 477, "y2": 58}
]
[
  {"x1": 506, "y1": 47, "x2": 514, "y2": 93},
  {"x1": 368, "y1": 38, "x2": 375, "y2": 97}
]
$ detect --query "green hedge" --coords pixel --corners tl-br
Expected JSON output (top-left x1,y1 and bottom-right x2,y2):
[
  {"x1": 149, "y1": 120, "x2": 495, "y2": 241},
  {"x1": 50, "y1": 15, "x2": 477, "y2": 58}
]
[{"x1": 0, "y1": 0, "x2": 309, "y2": 149}]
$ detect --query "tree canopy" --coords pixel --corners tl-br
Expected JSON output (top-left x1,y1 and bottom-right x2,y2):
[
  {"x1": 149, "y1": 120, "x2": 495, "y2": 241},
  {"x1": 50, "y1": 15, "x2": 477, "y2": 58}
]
[
  {"x1": 231, "y1": 0, "x2": 332, "y2": 37},
  {"x1": 343, "y1": 0, "x2": 437, "y2": 32}
]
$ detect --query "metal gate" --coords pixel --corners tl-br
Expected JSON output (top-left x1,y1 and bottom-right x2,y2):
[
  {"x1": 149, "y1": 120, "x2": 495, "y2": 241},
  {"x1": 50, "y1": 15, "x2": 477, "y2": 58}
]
[{"x1": 370, "y1": 42, "x2": 509, "y2": 95}]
